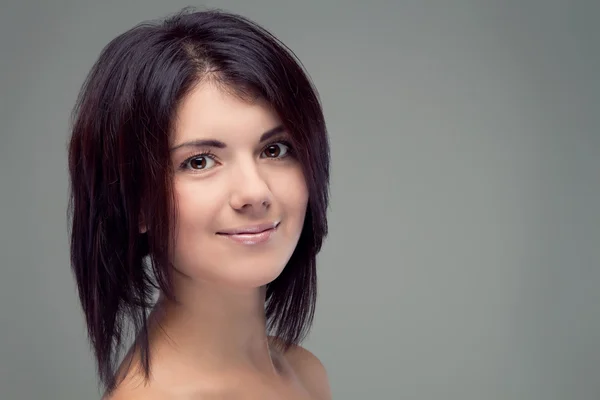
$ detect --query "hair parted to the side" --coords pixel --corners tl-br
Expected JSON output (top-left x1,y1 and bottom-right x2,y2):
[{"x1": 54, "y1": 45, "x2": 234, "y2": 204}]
[{"x1": 66, "y1": 7, "x2": 329, "y2": 394}]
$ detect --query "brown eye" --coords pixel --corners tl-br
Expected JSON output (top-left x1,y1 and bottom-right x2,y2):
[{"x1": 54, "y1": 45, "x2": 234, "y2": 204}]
[
  {"x1": 181, "y1": 154, "x2": 217, "y2": 172},
  {"x1": 261, "y1": 143, "x2": 289, "y2": 159},
  {"x1": 190, "y1": 157, "x2": 208, "y2": 169}
]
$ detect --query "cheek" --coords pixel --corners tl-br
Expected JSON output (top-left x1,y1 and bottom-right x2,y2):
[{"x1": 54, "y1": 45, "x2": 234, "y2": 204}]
[
  {"x1": 170, "y1": 179, "x2": 229, "y2": 280},
  {"x1": 171, "y1": 179, "x2": 224, "y2": 261},
  {"x1": 174, "y1": 180, "x2": 220, "y2": 227},
  {"x1": 273, "y1": 166, "x2": 309, "y2": 220}
]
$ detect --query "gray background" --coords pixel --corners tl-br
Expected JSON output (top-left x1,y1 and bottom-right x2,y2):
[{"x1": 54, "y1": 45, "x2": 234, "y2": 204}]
[{"x1": 1, "y1": 0, "x2": 598, "y2": 399}]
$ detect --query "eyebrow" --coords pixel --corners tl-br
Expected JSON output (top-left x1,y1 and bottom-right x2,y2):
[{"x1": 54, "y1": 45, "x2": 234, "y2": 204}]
[{"x1": 169, "y1": 125, "x2": 287, "y2": 152}]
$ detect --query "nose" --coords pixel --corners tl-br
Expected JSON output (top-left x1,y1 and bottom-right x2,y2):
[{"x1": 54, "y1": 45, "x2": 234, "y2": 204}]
[{"x1": 229, "y1": 161, "x2": 272, "y2": 213}]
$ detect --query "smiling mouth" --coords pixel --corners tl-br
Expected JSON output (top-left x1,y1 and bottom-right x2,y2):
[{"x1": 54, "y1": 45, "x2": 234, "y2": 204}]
[
  {"x1": 217, "y1": 221, "x2": 280, "y2": 235},
  {"x1": 216, "y1": 221, "x2": 280, "y2": 245}
]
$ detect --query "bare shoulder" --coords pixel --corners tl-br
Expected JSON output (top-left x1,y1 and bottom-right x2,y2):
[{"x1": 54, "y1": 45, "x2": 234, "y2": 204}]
[
  {"x1": 102, "y1": 386, "x2": 156, "y2": 400},
  {"x1": 101, "y1": 373, "x2": 167, "y2": 400},
  {"x1": 103, "y1": 385, "x2": 174, "y2": 400},
  {"x1": 270, "y1": 336, "x2": 332, "y2": 400}
]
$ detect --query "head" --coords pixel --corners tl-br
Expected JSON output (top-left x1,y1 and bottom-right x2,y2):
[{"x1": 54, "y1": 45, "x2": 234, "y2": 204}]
[
  {"x1": 167, "y1": 79, "x2": 309, "y2": 293},
  {"x1": 67, "y1": 8, "x2": 329, "y2": 393}
]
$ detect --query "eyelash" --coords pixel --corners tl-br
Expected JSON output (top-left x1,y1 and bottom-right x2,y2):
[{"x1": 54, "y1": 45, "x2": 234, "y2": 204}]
[{"x1": 178, "y1": 140, "x2": 294, "y2": 172}]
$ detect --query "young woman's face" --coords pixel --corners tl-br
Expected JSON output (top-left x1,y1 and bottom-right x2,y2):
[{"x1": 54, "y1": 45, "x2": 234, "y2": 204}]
[{"x1": 168, "y1": 81, "x2": 308, "y2": 289}]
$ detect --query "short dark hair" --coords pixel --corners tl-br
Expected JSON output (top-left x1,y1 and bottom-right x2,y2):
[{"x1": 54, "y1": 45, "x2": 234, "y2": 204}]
[{"x1": 67, "y1": 7, "x2": 329, "y2": 394}]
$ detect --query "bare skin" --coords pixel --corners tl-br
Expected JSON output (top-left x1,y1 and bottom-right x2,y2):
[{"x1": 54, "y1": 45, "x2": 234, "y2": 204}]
[
  {"x1": 104, "y1": 80, "x2": 331, "y2": 399},
  {"x1": 107, "y1": 334, "x2": 330, "y2": 399}
]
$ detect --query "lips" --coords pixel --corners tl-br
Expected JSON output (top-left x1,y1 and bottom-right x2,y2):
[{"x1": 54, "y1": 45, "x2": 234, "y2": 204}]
[
  {"x1": 216, "y1": 221, "x2": 280, "y2": 245},
  {"x1": 217, "y1": 221, "x2": 280, "y2": 235}
]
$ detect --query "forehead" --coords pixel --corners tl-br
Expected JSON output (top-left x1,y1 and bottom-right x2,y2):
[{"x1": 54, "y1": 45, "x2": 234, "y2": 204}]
[{"x1": 172, "y1": 81, "x2": 282, "y2": 145}]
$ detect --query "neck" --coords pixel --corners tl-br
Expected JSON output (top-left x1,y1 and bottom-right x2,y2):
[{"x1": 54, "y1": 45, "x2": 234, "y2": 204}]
[{"x1": 145, "y1": 276, "x2": 280, "y2": 380}]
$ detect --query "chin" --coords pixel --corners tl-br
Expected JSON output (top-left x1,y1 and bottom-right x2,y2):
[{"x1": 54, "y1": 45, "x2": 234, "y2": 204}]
[
  {"x1": 173, "y1": 233, "x2": 299, "y2": 289},
  {"x1": 224, "y1": 257, "x2": 289, "y2": 289}
]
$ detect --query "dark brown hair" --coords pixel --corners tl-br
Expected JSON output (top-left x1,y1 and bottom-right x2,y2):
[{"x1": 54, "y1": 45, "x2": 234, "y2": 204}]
[{"x1": 67, "y1": 7, "x2": 329, "y2": 394}]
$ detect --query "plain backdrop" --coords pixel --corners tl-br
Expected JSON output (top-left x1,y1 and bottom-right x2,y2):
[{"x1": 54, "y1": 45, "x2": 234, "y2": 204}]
[{"x1": 1, "y1": 0, "x2": 599, "y2": 399}]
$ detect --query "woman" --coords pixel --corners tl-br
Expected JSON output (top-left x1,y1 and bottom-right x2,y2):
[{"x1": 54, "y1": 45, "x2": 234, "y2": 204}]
[{"x1": 67, "y1": 7, "x2": 331, "y2": 399}]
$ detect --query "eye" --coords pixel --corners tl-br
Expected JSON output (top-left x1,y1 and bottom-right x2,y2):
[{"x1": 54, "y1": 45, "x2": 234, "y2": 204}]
[
  {"x1": 261, "y1": 142, "x2": 290, "y2": 159},
  {"x1": 181, "y1": 153, "x2": 218, "y2": 171}
]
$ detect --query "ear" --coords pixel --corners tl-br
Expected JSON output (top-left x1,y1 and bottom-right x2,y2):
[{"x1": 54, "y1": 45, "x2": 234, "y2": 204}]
[{"x1": 139, "y1": 211, "x2": 147, "y2": 234}]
